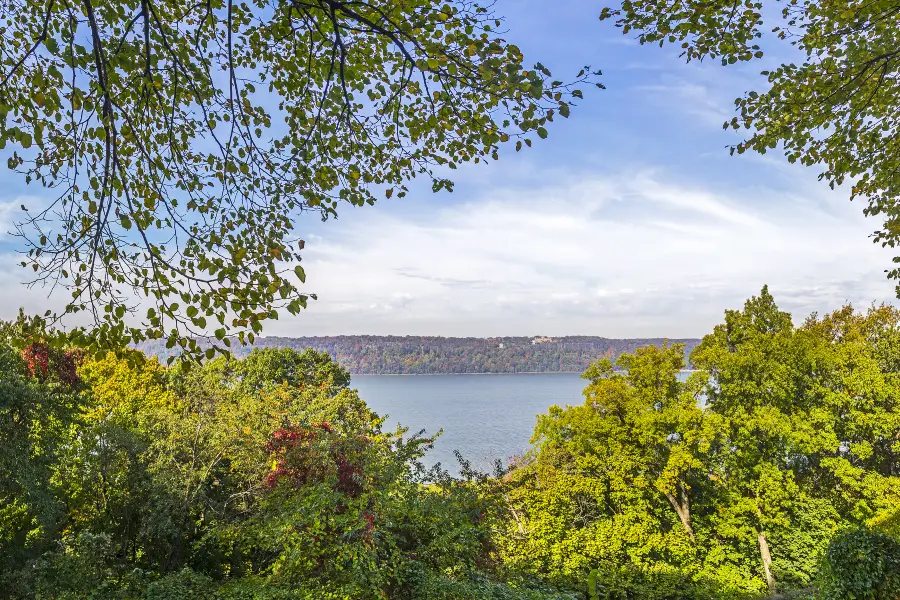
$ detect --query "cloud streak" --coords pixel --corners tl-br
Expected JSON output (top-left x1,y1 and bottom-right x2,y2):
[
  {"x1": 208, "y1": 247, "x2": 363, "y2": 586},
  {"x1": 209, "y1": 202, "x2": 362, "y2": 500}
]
[
  {"x1": 0, "y1": 170, "x2": 892, "y2": 338},
  {"x1": 261, "y1": 170, "x2": 897, "y2": 337},
  {"x1": 0, "y1": 195, "x2": 30, "y2": 238}
]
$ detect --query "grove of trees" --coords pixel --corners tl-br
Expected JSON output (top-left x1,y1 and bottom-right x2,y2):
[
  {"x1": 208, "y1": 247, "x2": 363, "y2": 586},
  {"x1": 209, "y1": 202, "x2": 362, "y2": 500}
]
[
  {"x1": 500, "y1": 287, "x2": 900, "y2": 599},
  {"x1": 2, "y1": 288, "x2": 899, "y2": 599}
]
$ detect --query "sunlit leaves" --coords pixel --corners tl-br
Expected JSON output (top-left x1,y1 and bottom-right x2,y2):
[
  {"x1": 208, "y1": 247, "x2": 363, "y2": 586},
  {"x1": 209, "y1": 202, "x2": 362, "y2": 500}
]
[{"x1": 503, "y1": 289, "x2": 900, "y2": 596}]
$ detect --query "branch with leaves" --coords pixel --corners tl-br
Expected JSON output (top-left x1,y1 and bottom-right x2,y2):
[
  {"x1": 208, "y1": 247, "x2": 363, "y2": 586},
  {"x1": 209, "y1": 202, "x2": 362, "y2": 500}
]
[
  {"x1": 600, "y1": 0, "x2": 900, "y2": 295},
  {"x1": 0, "y1": 0, "x2": 600, "y2": 361}
]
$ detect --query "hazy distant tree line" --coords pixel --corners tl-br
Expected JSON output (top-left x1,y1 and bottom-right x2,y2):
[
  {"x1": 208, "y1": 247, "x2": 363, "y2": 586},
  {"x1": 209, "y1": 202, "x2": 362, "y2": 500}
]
[{"x1": 137, "y1": 336, "x2": 701, "y2": 374}]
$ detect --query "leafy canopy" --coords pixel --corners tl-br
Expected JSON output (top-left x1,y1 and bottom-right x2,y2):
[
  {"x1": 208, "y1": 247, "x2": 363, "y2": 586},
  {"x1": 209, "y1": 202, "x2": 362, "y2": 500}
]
[
  {"x1": 599, "y1": 0, "x2": 900, "y2": 292},
  {"x1": 0, "y1": 0, "x2": 597, "y2": 360},
  {"x1": 500, "y1": 288, "x2": 900, "y2": 599}
]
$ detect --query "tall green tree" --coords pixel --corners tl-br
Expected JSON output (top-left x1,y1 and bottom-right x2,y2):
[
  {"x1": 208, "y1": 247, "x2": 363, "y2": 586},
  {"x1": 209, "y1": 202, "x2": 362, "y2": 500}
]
[
  {"x1": 691, "y1": 287, "x2": 839, "y2": 596},
  {"x1": 0, "y1": 0, "x2": 598, "y2": 359},
  {"x1": 0, "y1": 339, "x2": 84, "y2": 595},
  {"x1": 803, "y1": 305, "x2": 900, "y2": 525},
  {"x1": 599, "y1": 0, "x2": 900, "y2": 291},
  {"x1": 498, "y1": 344, "x2": 728, "y2": 596}
]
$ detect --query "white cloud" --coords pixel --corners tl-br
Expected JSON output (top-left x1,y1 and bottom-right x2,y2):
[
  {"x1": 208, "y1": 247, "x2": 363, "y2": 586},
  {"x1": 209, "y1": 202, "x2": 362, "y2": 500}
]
[
  {"x1": 0, "y1": 196, "x2": 27, "y2": 238},
  {"x1": 629, "y1": 60, "x2": 770, "y2": 131},
  {"x1": 0, "y1": 195, "x2": 80, "y2": 324},
  {"x1": 0, "y1": 172, "x2": 893, "y2": 338},
  {"x1": 0, "y1": 255, "x2": 65, "y2": 321},
  {"x1": 634, "y1": 80, "x2": 733, "y2": 127},
  {"x1": 0, "y1": 194, "x2": 51, "y2": 244},
  {"x1": 274, "y1": 170, "x2": 897, "y2": 337}
]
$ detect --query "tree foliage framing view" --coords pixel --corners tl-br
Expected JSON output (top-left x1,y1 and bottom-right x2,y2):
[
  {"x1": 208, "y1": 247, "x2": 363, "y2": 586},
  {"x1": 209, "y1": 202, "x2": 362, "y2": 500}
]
[
  {"x1": 600, "y1": 0, "x2": 900, "y2": 292},
  {"x1": 0, "y1": 0, "x2": 598, "y2": 360}
]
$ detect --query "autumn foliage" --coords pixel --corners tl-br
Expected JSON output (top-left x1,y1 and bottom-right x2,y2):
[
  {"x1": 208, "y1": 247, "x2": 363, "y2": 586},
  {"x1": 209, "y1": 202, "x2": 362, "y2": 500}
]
[
  {"x1": 4, "y1": 294, "x2": 899, "y2": 600},
  {"x1": 20, "y1": 342, "x2": 81, "y2": 386},
  {"x1": 265, "y1": 422, "x2": 370, "y2": 499}
]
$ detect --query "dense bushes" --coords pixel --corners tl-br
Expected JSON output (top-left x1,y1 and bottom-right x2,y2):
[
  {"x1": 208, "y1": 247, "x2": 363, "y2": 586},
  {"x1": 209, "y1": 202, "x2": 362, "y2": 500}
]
[
  {"x1": 0, "y1": 342, "x2": 548, "y2": 599},
  {"x1": 819, "y1": 528, "x2": 900, "y2": 600}
]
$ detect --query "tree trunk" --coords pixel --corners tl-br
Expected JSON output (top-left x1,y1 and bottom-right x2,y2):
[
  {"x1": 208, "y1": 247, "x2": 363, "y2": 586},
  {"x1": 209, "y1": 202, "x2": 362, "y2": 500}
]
[
  {"x1": 757, "y1": 528, "x2": 776, "y2": 597},
  {"x1": 664, "y1": 482, "x2": 694, "y2": 540},
  {"x1": 505, "y1": 495, "x2": 527, "y2": 537}
]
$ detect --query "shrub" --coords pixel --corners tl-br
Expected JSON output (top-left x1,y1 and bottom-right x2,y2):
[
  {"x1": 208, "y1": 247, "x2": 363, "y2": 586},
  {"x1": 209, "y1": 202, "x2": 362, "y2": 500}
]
[
  {"x1": 146, "y1": 568, "x2": 217, "y2": 600},
  {"x1": 585, "y1": 567, "x2": 750, "y2": 600},
  {"x1": 819, "y1": 528, "x2": 900, "y2": 600}
]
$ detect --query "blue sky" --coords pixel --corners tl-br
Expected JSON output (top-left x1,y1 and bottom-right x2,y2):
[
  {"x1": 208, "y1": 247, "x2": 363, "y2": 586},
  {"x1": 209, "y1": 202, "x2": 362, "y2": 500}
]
[{"x1": 0, "y1": 1, "x2": 895, "y2": 338}]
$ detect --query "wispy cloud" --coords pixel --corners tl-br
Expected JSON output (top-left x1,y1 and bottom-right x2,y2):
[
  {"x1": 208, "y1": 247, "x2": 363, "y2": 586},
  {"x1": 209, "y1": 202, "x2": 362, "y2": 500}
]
[
  {"x1": 634, "y1": 80, "x2": 733, "y2": 127},
  {"x1": 0, "y1": 197, "x2": 25, "y2": 238},
  {"x1": 261, "y1": 170, "x2": 896, "y2": 337},
  {"x1": 0, "y1": 253, "x2": 66, "y2": 322},
  {"x1": 0, "y1": 170, "x2": 891, "y2": 338},
  {"x1": 0, "y1": 194, "x2": 48, "y2": 242}
]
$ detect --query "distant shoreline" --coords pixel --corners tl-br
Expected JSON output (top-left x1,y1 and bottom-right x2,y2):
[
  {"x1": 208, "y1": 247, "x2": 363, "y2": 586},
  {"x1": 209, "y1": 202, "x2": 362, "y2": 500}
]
[
  {"x1": 135, "y1": 336, "x2": 702, "y2": 376},
  {"x1": 352, "y1": 371, "x2": 585, "y2": 376},
  {"x1": 352, "y1": 370, "x2": 699, "y2": 377}
]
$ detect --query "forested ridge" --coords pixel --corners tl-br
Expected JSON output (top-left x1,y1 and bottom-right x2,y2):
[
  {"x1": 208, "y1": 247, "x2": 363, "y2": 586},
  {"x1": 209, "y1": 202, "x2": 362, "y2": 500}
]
[{"x1": 137, "y1": 336, "x2": 701, "y2": 374}]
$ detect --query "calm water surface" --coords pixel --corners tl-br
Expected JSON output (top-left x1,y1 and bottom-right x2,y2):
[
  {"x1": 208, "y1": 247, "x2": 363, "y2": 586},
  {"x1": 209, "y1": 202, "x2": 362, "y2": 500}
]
[
  {"x1": 353, "y1": 371, "x2": 694, "y2": 473},
  {"x1": 352, "y1": 373, "x2": 587, "y2": 473}
]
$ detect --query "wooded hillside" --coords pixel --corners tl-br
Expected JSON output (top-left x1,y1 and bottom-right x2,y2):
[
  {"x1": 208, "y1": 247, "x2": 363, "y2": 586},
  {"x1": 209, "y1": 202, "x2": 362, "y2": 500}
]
[{"x1": 137, "y1": 336, "x2": 701, "y2": 374}]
